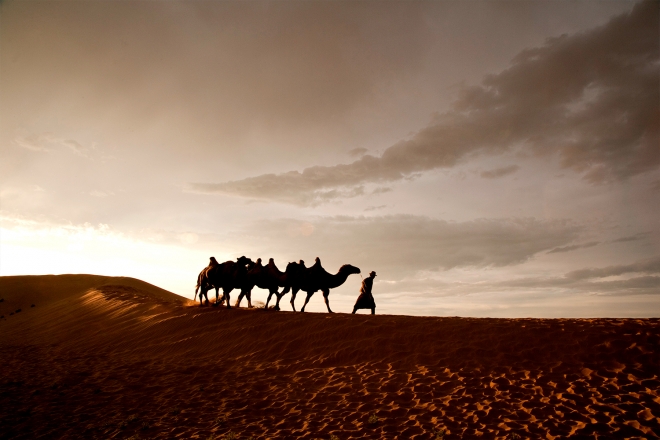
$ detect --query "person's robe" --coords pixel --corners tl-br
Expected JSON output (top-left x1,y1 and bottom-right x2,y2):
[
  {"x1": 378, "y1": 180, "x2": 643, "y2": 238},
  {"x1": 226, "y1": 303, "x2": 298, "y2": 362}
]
[{"x1": 354, "y1": 277, "x2": 375, "y2": 309}]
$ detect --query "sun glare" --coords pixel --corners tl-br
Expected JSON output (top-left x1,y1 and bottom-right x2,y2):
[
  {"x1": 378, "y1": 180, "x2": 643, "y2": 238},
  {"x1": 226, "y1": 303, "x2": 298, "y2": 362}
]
[{"x1": 0, "y1": 218, "x2": 200, "y2": 297}]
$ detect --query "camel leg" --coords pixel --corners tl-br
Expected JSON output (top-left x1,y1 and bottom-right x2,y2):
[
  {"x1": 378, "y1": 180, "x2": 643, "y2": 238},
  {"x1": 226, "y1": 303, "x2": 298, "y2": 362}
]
[
  {"x1": 322, "y1": 289, "x2": 333, "y2": 313},
  {"x1": 274, "y1": 292, "x2": 283, "y2": 311},
  {"x1": 224, "y1": 288, "x2": 233, "y2": 309},
  {"x1": 266, "y1": 289, "x2": 281, "y2": 310},
  {"x1": 277, "y1": 287, "x2": 289, "y2": 311},
  {"x1": 235, "y1": 291, "x2": 244, "y2": 308},
  {"x1": 201, "y1": 286, "x2": 210, "y2": 306},
  {"x1": 290, "y1": 288, "x2": 299, "y2": 312},
  {"x1": 246, "y1": 289, "x2": 253, "y2": 308},
  {"x1": 300, "y1": 290, "x2": 314, "y2": 313},
  {"x1": 213, "y1": 287, "x2": 221, "y2": 306},
  {"x1": 271, "y1": 289, "x2": 281, "y2": 311}
]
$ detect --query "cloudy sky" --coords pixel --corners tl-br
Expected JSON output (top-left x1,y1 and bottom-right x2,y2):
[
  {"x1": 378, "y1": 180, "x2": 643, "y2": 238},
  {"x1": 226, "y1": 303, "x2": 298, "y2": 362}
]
[{"x1": 1, "y1": 0, "x2": 658, "y2": 317}]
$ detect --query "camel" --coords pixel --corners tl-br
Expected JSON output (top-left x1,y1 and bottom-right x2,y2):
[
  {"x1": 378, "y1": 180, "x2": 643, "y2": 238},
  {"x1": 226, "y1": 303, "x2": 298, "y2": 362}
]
[
  {"x1": 195, "y1": 256, "x2": 253, "y2": 307},
  {"x1": 280, "y1": 260, "x2": 307, "y2": 311},
  {"x1": 235, "y1": 258, "x2": 262, "y2": 308},
  {"x1": 284, "y1": 257, "x2": 361, "y2": 313},
  {"x1": 236, "y1": 258, "x2": 292, "y2": 310},
  {"x1": 194, "y1": 257, "x2": 220, "y2": 306},
  {"x1": 236, "y1": 258, "x2": 267, "y2": 308},
  {"x1": 264, "y1": 258, "x2": 290, "y2": 310}
]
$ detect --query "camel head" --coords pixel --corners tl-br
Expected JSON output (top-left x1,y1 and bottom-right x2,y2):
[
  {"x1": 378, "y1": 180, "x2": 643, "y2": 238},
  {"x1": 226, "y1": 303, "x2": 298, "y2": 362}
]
[
  {"x1": 339, "y1": 264, "x2": 361, "y2": 276},
  {"x1": 236, "y1": 256, "x2": 253, "y2": 266}
]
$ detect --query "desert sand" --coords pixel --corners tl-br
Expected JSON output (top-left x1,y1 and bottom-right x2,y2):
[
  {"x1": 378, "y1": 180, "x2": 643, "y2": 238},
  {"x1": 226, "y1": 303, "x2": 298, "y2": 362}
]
[{"x1": 0, "y1": 275, "x2": 658, "y2": 439}]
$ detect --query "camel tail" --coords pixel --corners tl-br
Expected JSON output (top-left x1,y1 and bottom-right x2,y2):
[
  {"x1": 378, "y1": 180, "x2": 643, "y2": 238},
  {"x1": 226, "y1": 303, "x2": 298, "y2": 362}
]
[{"x1": 194, "y1": 284, "x2": 199, "y2": 301}]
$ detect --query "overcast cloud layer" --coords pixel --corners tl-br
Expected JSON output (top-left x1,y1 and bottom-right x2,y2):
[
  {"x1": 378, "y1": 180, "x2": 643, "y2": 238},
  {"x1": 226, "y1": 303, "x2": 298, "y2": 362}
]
[
  {"x1": 1, "y1": 0, "x2": 659, "y2": 317},
  {"x1": 238, "y1": 216, "x2": 581, "y2": 277},
  {"x1": 192, "y1": 1, "x2": 659, "y2": 206}
]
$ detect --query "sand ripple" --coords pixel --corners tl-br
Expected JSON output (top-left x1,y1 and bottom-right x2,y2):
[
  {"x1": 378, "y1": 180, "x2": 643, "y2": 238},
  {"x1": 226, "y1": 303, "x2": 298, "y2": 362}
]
[{"x1": 0, "y1": 275, "x2": 658, "y2": 439}]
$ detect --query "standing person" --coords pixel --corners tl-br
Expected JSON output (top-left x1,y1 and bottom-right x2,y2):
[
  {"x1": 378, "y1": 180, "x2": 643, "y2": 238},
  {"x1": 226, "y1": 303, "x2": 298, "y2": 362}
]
[{"x1": 352, "y1": 271, "x2": 377, "y2": 315}]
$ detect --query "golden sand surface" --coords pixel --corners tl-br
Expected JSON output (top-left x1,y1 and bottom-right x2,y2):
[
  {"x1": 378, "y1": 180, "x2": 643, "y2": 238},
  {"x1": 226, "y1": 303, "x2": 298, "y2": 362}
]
[{"x1": 1, "y1": 275, "x2": 658, "y2": 439}]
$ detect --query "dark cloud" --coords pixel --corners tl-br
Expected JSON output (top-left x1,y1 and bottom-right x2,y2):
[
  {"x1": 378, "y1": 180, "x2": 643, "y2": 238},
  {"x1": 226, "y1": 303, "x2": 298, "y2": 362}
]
[
  {"x1": 187, "y1": 155, "x2": 400, "y2": 205},
  {"x1": 348, "y1": 148, "x2": 368, "y2": 157},
  {"x1": 593, "y1": 276, "x2": 660, "y2": 291},
  {"x1": 496, "y1": 274, "x2": 660, "y2": 296},
  {"x1": 188, "y1": 180, "x2": 366, "y2": 206},
  {"x1": 545, "y1": 233, "x2": 653, "y2": 254},
  {"x1": 237, "y1": 215, "x2": 580, "y2": 277},
  {"x1": 547, "y1": 241, "x2": 600, "y2": 254},
  {"x1": 480, "y1": 165, "x2": 520, "y2": 179},
  {"x1": 610, "y1": 232, "x2": 650, "y2": 243},
  {"x1": 489, "y1": 255, "x2": 660, "y2": 296},
  {"x1": 193, "y1": 1, "x2": 659, "y2": 205},
  {"x1": 565, "y1": 255, "x2": 660, "y2": 280},
  {"x1": 364, "y1": 205, "x2": 387, "y2": 212}
]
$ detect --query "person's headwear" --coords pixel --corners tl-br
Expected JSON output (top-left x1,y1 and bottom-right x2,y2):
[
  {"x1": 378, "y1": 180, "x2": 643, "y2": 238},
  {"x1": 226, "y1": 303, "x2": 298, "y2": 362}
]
[{"x1": 370, "y1": 271, "x2": 377, "y2": 277}]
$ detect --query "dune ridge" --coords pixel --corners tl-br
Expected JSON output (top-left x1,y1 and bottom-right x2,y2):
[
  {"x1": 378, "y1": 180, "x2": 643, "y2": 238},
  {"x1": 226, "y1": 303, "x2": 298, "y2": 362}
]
[{"x1": 1, "y1": 275, "x2": 658, "y2": 439}]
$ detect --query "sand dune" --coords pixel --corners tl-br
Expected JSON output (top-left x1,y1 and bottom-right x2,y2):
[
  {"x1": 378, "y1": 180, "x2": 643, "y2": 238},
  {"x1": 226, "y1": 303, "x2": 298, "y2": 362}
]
[{"x1": 1, "y1": 275, "x2": 658, "y2": 439}]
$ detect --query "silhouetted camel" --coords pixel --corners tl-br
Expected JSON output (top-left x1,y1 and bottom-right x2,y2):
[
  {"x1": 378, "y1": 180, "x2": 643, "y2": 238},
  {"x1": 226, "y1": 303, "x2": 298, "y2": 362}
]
[
  {"x1": 235, "y1": 258, "x2": 264, "y2": 308},
  {"x1": 194, "y1": 257, "x2": 220, "y2": 306},
  {"x1": 264, "y1": 258, "x2": 290, "y2": 310},
  {"x1": 237, "y1": 258, "x2": 294, "y2": 310},
  {"x1": 280, "y1": 260, "x2": 307, "y2": 311},
  {"x1": 285, "y1": 257, "x2": 360, "y2": 313},
  {"x1": 195, "y1": 256, "x2": 253, "y2": 307},
  {"x1": 236, "y1": 258, "x2": 269, "y2": 308}
]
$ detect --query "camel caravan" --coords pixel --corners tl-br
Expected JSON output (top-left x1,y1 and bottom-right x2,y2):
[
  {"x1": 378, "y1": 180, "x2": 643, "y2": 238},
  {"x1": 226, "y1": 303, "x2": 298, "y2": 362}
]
[{"x1": 194, "y1": 256, "x2": 361, "y2": 313}]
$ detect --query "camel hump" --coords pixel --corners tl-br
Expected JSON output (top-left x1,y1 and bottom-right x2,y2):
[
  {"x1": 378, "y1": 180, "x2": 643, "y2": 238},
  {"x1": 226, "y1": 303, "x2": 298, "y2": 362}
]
[
  {"x1": 209, "y1": 257, "x2": 219, "y2": 266},
  {"x1": 256, "y1": 258, "x2": 262, "y2": 264}
]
